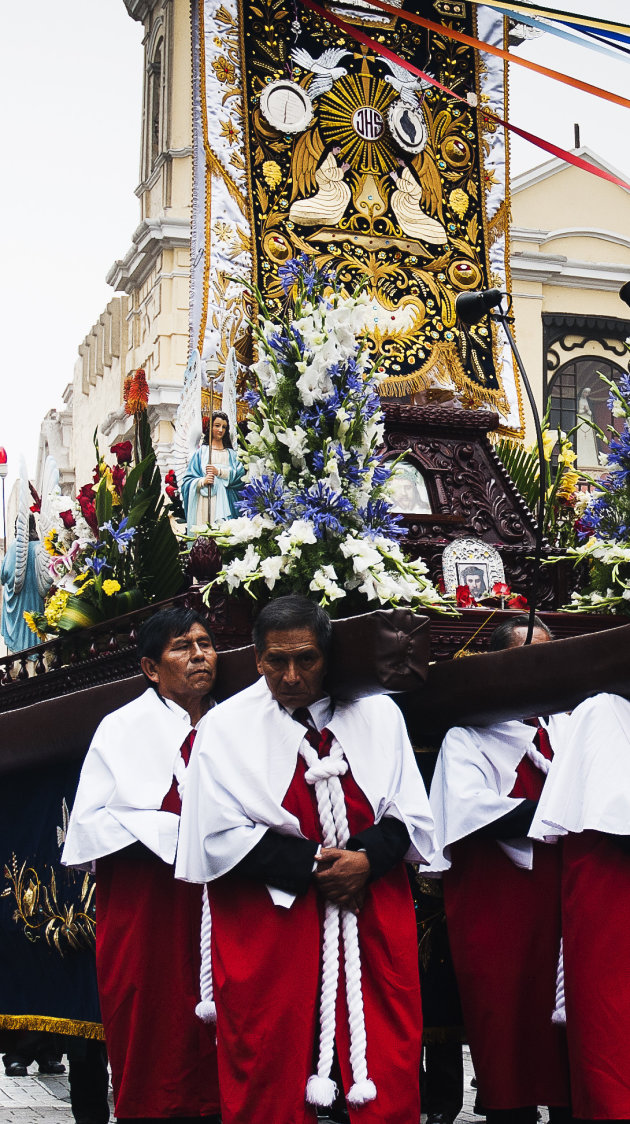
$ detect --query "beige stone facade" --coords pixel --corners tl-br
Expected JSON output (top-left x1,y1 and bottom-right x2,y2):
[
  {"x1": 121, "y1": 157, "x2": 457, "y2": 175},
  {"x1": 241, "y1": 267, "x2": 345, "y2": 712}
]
[
  {"x1": 39, "y1": 0, "x2": 193, "y2": 494},
  {"x1": 510, "y1": 148, "x2": 630, "y2": 468}
]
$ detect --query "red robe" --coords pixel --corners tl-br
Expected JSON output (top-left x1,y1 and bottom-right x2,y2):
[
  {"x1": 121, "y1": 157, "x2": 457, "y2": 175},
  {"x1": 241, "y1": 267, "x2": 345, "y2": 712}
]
[
  {"x1": 562, "y1": 831, "x2": 630, "y2": 1120},
  {"x1": 95, "y1": 768, "x2": 219, "y2": 1120},
  {"x1": 443, "y1": 753, "x2": 570, "y2": 1111},
  {"x1": 208, "y1": 754, "x2": 422, "y2": 1124}
]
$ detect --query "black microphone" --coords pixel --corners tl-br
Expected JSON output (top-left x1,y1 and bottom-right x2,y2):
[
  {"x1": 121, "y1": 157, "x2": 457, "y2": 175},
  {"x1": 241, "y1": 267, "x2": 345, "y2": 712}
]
[
  {"x1": 619, "y1": 281, "x2": 630, "y2": 309},
  {"x1": 456, "y1": 288, "x2": 504, "y2": 326}
]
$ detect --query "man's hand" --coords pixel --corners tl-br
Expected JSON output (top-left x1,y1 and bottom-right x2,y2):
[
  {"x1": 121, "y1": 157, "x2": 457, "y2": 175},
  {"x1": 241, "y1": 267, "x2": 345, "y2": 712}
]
[{"x1": 314, "y1": 847, "x2": 370, "y2": 914}]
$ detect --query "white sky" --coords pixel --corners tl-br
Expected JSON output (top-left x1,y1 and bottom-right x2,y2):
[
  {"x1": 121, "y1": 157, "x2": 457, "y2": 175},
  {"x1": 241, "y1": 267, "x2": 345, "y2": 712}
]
[{"x1": 0, "y1": 0, "x2": 628, "y2": 494}]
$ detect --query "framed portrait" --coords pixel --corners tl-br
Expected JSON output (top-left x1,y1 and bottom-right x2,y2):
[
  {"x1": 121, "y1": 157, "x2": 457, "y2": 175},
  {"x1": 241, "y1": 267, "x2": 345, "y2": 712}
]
[
  {"x1": 442, "y1": 538, "x2": 505, "y2": 596},
  {"x1": 385, "y1": 463, "x2": 432, "y2": 515}
]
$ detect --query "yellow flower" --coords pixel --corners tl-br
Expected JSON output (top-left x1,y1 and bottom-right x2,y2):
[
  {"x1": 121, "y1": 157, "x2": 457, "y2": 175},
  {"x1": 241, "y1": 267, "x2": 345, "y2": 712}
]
[
  {"x1": 44, "y1": 590, "x2": 70, "y2": 628},
  {"x1": 557, "y1": 468, "x2": 580, "y2": 502},
  {"x1": 44, "y1": 529, "x2": 60, "y2": 556},
  {"x1": 23, "y1": 612, "x2": 48, "y2": 641},
  {"x1": 102, "y1": 579, "x2": 121, "y2": 597},
  {"x1": 262, "y1": 160, "x2": 282, "y2": 188},
  {"x1": 449, "y1": 188, "x2": 469, "y2": 219},
  {"x1": 558, "y1": 442, "x2": 577, "y2": 468}
]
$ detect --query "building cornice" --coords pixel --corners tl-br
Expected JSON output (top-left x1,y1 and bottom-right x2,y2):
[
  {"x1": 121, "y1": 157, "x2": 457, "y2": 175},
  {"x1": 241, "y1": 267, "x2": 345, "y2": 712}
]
[
  {"x1": 106, "y1": 216, "x2": 191, "y2": 294},
  {"x1": 122, "y1": 0, "x2": 156, "y2": 22},
  {"x1": 510, "y1": 247, "x2": 630, "y2": 291},
  {"x1": 512, "y1": 146, "x2": 630, "y2": 195},
  {"x1": 512, "y1": 226, "x2": 630, "y2": 253},
  {"x1": 135, "y1": 147, "x2": 193, "y2": 198}
]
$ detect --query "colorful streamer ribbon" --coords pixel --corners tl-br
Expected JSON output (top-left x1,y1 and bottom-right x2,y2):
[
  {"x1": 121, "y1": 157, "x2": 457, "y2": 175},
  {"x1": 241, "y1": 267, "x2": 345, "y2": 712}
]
[
  {"x1": 300, "y1": 0, "x2": 630, "y2": 193},
  {"x1": 350, "y1": 0, "x2": 630, "y2": 111},
  {"x1": 465, "y1": 2, "x2": 630, "y2": 40},
  {"x1": 467, "y1": 3, "x2": 630, "y2": 63}
]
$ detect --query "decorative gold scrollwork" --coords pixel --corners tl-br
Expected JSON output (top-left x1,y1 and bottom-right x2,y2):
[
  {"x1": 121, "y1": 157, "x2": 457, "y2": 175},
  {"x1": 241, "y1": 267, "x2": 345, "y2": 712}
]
[{"x1": 2, "y1": 853, "x2": 96, "y2": 956}]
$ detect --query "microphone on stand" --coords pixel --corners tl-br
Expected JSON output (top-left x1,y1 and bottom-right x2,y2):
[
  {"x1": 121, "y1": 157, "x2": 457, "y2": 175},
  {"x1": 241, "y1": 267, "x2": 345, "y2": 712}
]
[{"x1": 455, "y1": 289, "x2": 544, "y2": 644}]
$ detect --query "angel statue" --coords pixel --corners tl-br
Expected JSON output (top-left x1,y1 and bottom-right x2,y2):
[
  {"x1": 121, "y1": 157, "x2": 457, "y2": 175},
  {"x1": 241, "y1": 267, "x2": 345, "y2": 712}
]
[
  {"x1": 1, "y1": 457, "x2": 58, "y2": 653},
  {"x1": 172, "y1": 349, "x2": 245, "y2": 534}
]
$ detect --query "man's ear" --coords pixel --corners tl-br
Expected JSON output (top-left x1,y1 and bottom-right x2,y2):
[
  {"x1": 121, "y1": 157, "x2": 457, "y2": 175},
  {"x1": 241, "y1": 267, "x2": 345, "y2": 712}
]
[
  {"x1": 140, "y1": 656, "x2": 160, "y2": 686},
  {"x1": 254, "y1": 650, "x2": 264, "y2": 677}
]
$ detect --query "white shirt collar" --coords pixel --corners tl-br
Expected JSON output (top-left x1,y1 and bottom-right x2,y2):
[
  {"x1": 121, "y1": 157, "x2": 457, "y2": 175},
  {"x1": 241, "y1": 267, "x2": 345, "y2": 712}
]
[
  {"x1": 160, "y1": 693, "x2": 215, "y2": 729},
  {"x1": 287, "y1": 695, "x2": 333, "y2": 731}
]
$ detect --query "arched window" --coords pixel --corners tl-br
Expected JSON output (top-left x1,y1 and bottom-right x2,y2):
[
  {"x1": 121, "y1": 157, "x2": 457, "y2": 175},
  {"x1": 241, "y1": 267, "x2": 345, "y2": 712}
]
[
  {"x1": 547, "y1": 356, "x2": 628, "y2": 470},
  {"x1": 148, "y1": 39, "x2": 163, "y2": 169}
]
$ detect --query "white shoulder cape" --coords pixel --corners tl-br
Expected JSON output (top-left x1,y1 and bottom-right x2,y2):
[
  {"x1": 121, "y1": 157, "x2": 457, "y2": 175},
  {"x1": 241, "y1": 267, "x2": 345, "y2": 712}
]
[
  {"x1": 176, "y1": 677, "x2": 436, "y2": 888},
  {"x1": 61, "y1": 688, "x2": 199, "y2": 870},
  {"x1": 530, "y1": 693, "x2": 630, "y2": 841},
  {"x1": 429, "y1": 714, "x2": 571, "y2": 872}
]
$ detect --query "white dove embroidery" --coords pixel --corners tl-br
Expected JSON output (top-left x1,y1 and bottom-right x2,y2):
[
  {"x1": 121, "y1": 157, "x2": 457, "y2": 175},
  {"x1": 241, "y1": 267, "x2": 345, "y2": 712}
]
[
  {"x1": 291, "y1": 46, "x2": 351, "y2": 99},
  {"x1": 383, "y1": 59, "x2": 431, "y2": 107}
]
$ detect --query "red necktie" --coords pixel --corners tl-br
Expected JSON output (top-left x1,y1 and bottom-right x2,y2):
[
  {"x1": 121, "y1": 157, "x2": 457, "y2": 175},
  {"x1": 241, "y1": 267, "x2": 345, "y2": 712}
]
[
  {"x1": 534, "y1": 723, "x2": 553, "y2": 761},
  {"x1": 293, "y1": 707, "x2": 333, "y2": 759},
  {"x1": 161, "y1": 729, "x2": 197, "y2": 813}
]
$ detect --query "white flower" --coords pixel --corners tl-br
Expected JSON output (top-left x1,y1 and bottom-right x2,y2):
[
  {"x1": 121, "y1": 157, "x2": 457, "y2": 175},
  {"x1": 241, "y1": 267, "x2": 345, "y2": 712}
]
[
  {"x1": 310, "y1": 565, "x2": 346, "y2": 602},
  {"x1": 223, "y1": 544, "x2": 261, "y2": 590},
  {"x1": 221, "y1": 514, "x2": 271, "y2": 544},
  {"x1": 252, "y1": 354, "x2": 279, "y2": 394},
  {"x1": 277, "y1": 425, "x2": 309, "y2": 466},
  {"x1": 277, "y1": 519, "x2": 317, "y2": 554},
  {"x1": 340, "y1": 536, "x2": 382, "y2": 573},
  {"x1": 260, "y1": 554, "x2": 284, "y2": 589},
  {"x1": 611, "y1": 402, "x2": 627, "y2": 419}
]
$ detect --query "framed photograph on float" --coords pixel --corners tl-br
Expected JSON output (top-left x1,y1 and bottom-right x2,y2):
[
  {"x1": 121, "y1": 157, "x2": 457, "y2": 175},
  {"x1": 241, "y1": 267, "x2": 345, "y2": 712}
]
[{"x1": 441, "y1": 538, "x2": 505, "y2": 597}]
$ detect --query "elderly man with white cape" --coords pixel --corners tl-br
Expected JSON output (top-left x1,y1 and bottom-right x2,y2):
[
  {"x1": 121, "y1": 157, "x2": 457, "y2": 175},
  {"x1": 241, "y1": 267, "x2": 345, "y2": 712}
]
[{"x1": 176, "y1": 594, "x2": 436, "y2": 1124}]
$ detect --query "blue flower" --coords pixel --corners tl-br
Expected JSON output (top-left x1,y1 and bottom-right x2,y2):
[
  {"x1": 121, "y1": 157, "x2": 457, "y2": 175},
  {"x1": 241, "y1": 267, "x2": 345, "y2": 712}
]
[
  {"x1": 294, "y1": 482, "x2": 353, "y2": 538},
  {"x1": 278, "y1": 255, "x2": 318, "y2": 296},
  {"x1": 359, "y1": 499, "x2": 404, "y2": 539},
  {"x1": 243, "y1": 388, "x2": 260, "y2": 409},
  {"x1": 237, "y1": 474, "x2": 292, "y2": 525},
  {"x1": 371, "y1": 462, "x2": 391, "y2": 487},
  {"x1": 103, "y1": 516, "x2": 136, "y2": 554},
  {"x1": 84, "y1": 554, "x2": 110, "y2": 575}
]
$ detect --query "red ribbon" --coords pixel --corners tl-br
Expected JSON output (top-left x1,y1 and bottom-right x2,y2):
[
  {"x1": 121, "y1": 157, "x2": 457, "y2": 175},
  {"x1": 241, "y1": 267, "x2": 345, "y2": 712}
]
[{"x1": 300, "y1": 0, "x2": 630, "y2": 194}]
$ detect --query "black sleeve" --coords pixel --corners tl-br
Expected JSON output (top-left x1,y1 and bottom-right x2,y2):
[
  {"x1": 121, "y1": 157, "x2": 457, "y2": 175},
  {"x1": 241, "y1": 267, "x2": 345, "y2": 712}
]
[
  {"x1": 608, "y1": 834, "x2": 630, "y2": 855},
  {"x1": 346, "y1": 817, "x2": 411, "y2": 882},
  {"x1": 473, "y1": 799, "x2": 538, "y2": 840},
  {"x1": 234, "y1": 830, "x2": 319, "y2": 895}
]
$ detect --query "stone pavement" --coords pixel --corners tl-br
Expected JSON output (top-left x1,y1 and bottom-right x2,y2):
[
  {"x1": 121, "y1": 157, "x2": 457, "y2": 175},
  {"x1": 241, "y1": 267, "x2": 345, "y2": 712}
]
[{"x1": 0, "y1": 1047, "x2": 551, "y2": 1122}]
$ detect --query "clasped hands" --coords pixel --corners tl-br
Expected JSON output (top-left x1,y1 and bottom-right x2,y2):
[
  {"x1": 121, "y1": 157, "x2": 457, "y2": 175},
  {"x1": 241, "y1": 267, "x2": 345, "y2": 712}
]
[
  {"x1": 203, "y1": 464, "x2": 218, "y2": 484},
  {"x1": 313, "y1": 847, "x2": 370, "y2": 915}
]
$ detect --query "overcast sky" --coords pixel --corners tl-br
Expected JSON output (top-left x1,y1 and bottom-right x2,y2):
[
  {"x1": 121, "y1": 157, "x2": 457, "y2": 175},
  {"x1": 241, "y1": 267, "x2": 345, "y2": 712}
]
[{"x1": 0, "y1": 0, "x2": 628, "y2": 492}]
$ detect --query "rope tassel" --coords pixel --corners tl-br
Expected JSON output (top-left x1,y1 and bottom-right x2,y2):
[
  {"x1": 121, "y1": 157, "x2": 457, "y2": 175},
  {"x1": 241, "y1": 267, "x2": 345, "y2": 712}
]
[
  {"x1": 196, "y1": 884, "x2": 216, "y2": 1023},
  {"x1": 551, "y1": 939, "x2": 566, "y2": 1026},
  {"x1": 299, "y1": 732, "x2": 377, "y2": 1107}
]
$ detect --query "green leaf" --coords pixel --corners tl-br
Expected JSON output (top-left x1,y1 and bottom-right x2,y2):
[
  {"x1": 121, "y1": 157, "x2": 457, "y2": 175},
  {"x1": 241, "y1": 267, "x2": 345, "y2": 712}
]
[
  {"x1": 94, "y1": 478, "x2": 113, "y2": 529},
  {"x1": 56, "y1": 595, "x2": 103, "y2": 632}
]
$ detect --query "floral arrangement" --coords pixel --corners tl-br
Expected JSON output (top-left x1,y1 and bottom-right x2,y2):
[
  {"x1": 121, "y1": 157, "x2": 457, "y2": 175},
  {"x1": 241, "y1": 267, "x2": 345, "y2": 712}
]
[
  {"x1": 558, "y1": 354, "x2": 630, "y2": 613},
  {"x1": 25, "y1": 369, "x2": 185, "y2": 638},
  {"x1": 198, "y1": 256, "x2": 449, "y2": 614},
  {"x1": 452, "y1": 580, "x2": 528, "y2": 611},
  {"x1": 495, "y1": 420, "x2": 581, "y2": 552}
]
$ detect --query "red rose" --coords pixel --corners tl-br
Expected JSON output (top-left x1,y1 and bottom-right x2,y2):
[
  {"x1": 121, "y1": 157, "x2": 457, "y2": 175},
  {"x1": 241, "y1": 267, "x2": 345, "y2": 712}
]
[
  {"x1": 77, "y1": 485, "x2": 98, "y2": 534},
  {"x1": 492, "y1": 581, "x2": 511, "y2": 598},
  {"x1": 456, "y1": 584, "x2": 477, "y2": 608},
  {"x1": 77, "y1": 483, "x2": 95, "y2": 503},
  {"x1": 30, "y1": 501, "x2": 41, "y2": 514},
  {"x1": 507, "y1": 594, "x2": 529, "y2": 610},
  {"x1": 165, "y1": 469, "x2": 177, "y2": 486},
  {"x1": 111, "y1": 465, "x2": 126, "y2": 492},
  {"x1": 59, "y1": 509, "x2": 76, "y2": 529},
  {"x1": 110, "y1": 440, "x2": 133, "y2": 464},
  {"x1": 165, "y1": 484, "x2": 177, "y2": 500}
]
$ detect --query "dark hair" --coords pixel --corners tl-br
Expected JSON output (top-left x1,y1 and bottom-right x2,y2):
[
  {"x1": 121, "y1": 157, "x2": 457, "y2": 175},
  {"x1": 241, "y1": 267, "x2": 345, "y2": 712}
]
[
  {"x1": 137, "y1": 607, "x2": 215, "y2": 665},
  {"x1": 205, "y1": 411, "x2": 233, "y2": 450},
  {"x1": 489, "y1": 614, "x2": 552, "y2": 652},
  {"x1": 252, "y1": 594, "x2": 332, "y2": 655},
  {"x1": 461, "y1": 566, "x2": 485, "y2": 580}
]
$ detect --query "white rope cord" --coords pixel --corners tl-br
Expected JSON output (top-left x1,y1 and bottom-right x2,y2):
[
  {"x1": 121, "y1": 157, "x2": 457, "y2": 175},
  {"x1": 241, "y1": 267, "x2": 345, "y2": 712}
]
[
  {"x1": 525, "y1": 743, "x2": 551, "y2": 774},
  {"x1": 299, "y1": 734, "x2": 377, "y2": 1108},
  {"x1": 551, "y1": 938, "x2": 566, "y2": 1025},
  {"x1": 195, "y1": 884, "x2": 216, "y2": 1023}
]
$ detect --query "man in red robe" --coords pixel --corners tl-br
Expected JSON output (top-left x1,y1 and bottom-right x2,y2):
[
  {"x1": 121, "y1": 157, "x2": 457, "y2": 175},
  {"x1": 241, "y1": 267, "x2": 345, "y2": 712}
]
[
  {"x1": 531, "y1": 690, "x2": 630, "y2": 1122},
  {"x1": 177, "y1": 594, "x2": 436, "y2": 1124},
  {"x1": 62, "y1": 608, "x2": 220, "y2": 1124},
  {"x1": 430, "y1": 615, "x2": 573, "y2": 1124}
]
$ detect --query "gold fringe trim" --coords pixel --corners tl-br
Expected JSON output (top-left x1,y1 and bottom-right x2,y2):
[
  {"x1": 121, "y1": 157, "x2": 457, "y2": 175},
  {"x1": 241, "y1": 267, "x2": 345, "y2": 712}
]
[
  {"x1": 378, "y1": 341, "x2": 461, "y2": 398},
  {"x1": 0, "y1": 1014, "x2": 104, "y2": 1040}
]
